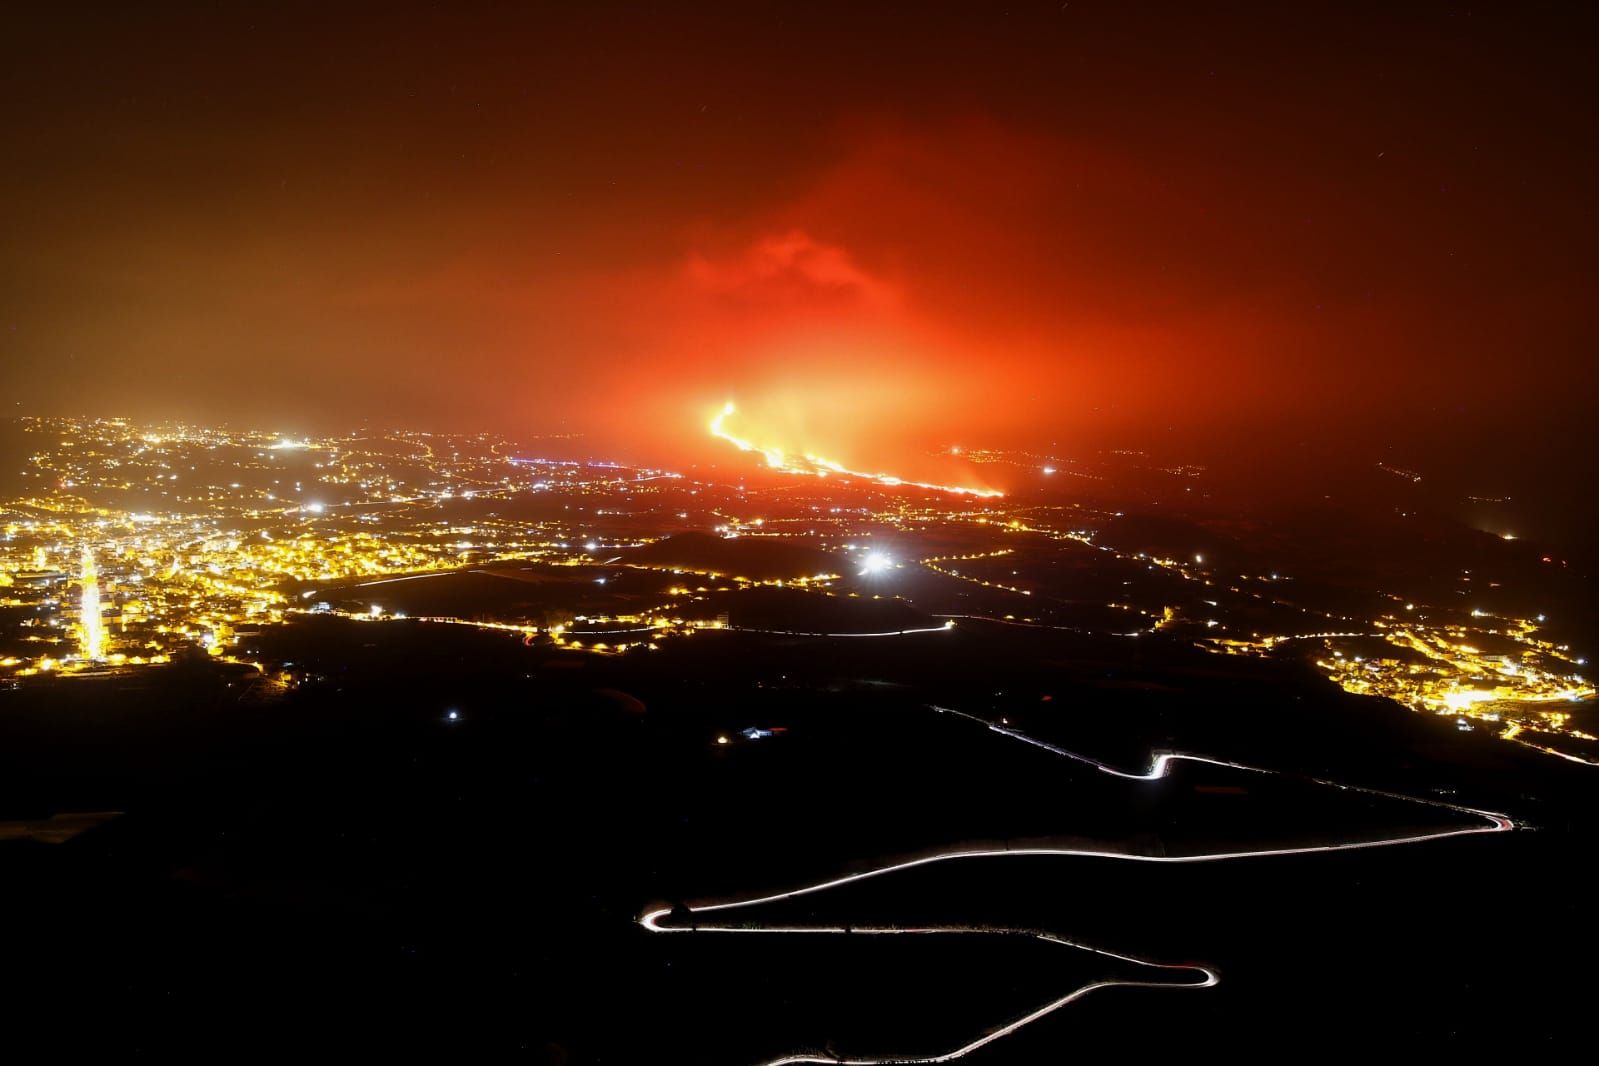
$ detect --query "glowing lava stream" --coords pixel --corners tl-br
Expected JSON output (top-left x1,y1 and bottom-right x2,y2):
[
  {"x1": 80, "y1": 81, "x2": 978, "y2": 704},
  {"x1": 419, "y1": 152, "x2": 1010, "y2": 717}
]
[
  {"x1": 639, "y1": 706, "x2": 1514, "y2": 1065},
  {"x1": 709, "y1": 403, "x2": 1004, "y2": 498}
]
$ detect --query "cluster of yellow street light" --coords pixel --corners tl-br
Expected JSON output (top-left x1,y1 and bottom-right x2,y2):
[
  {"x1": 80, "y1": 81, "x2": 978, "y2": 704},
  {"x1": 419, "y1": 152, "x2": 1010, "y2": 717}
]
[
  {"x1": 6, "y1": 417, "x2": 1594, "y2": 769},
  {"x1": 1310, "y1": 613, "x2": 1593, "y2": 755},
  {"x1": 0, "y1": 417, "x2": 678, "y2": 677}
]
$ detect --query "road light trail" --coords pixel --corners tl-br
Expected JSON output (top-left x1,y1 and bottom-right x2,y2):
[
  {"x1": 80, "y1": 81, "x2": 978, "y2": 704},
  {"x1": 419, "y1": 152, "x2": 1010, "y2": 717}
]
[
  {"x1": 640, "y1": 705, "x2": 1512, "y2": 1063},
  {"x1": 1503, "y1": 734, "x2": 1599, "y2": 767},
  {"x1": 932, "y1": 705, "x2": 1517, "y2": 825},
  {"x1": 638, "y1": 912, "x2": 1215, "y2": 1065},
  {"x1": 725, "y1": 621, "x2": 957, "y2": 638},
  {"x1": 933, "y1": 613, "x2": 1090, "y2": 634}
]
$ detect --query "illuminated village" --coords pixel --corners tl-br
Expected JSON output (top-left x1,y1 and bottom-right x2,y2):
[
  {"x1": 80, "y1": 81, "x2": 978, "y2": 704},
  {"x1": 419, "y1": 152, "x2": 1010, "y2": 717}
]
[
  {"x1": 10, "y1": 3, "x2": 1599, "y2": 1057},
  {"x1": 1, "y1": 414, "x2": 1590, "y2": 766}
]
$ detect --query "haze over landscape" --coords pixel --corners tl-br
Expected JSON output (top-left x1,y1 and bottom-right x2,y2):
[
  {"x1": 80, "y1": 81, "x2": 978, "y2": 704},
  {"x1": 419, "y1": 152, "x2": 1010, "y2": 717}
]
[
  {"x1": 6, "y1": 5, "x2": 1598, "y2": 523},
  {"x1": 3, "y1": 4, "x2": 1597, "y2": 1061}
]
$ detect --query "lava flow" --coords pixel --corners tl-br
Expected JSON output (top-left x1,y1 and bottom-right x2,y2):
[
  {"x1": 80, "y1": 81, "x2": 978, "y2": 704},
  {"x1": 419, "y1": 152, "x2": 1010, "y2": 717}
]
[{"x1": 708, "y1": 403, "x2": 1003, "y2": 498}]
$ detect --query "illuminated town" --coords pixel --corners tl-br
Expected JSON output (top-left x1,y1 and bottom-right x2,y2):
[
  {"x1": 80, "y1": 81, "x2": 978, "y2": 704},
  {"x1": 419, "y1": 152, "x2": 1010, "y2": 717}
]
[
  {"x1": 11, "y1": 3, "x2": 1599, "y2": 1058},
  {"x1": 3, "y1": 414, "x2": 1590, "y2": 768}
]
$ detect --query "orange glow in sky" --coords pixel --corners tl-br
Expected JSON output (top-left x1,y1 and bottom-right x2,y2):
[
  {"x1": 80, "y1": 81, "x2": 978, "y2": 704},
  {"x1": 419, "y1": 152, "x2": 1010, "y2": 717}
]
[
  {"x1": 708, "y1": 402, "x2": 1003, "y2": 498},
  {"x1": 4, "y1": 4, "x2": 1596, "y2": 493}
]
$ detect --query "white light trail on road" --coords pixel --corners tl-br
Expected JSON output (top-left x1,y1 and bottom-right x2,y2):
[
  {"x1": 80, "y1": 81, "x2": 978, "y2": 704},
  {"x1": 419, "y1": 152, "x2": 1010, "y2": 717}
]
[
  {"x1": 638, "y1": 911, "x2": 1215, "y2": 1065},
  {"x1": 933, "y1": 705, "x2": 1517, "y2": 826},
  {"x1": 934, "y1": 613, "x2": 1090, "y2": 634},
  {"x1": 1503, "y1": 734, "x2": 1599, "y2": 767},
  {"x1": 640, "y1": 704, "x2": 1514, "y2": 1064},
  {"x1": 353, "y1": 572, "x2": 457, "y2": 587},
  {"x1": 725, "y1": 621, "x2": 957, "y2": 638}
]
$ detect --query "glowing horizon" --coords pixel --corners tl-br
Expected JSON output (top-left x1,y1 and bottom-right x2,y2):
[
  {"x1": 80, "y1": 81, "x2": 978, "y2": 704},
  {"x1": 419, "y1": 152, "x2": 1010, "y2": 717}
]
[{"x1": 707, "y1": 402, "x2": 1004, "y2": 498}]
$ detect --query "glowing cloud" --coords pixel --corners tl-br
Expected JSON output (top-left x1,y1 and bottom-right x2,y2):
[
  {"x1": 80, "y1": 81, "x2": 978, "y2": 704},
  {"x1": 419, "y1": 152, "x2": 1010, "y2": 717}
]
[{"x1": 684, "y1": 230, "x2": 900, "y2": 310}]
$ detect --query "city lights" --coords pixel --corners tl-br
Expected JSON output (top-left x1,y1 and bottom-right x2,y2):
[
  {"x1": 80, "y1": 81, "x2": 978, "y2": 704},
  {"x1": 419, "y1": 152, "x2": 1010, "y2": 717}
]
[
  {"x1": 8, "y1": 3, "x2": 1597, "y2": 1057},
  {"x1": 3, "y1": 413, "x2": 1592, "y2": 766}
]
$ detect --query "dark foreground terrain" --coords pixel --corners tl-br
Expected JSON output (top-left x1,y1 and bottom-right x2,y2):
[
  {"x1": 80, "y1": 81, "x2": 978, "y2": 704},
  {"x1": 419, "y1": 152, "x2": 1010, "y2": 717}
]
[{"x1": 3, "y1": 616, "x2": 1594, "y2": 1060}]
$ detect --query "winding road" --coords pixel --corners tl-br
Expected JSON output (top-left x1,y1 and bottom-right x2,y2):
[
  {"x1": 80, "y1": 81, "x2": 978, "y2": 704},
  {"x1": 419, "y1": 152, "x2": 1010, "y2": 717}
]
[{"x1": 639, "y1": 705, "x2": 1514, "y2": 1064}]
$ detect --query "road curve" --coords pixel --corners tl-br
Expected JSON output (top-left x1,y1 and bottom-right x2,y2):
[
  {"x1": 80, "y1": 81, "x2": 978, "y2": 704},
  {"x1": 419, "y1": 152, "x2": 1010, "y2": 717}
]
[
  {"x1": 639, "y1": 705, "x2": 1513, "y2": 1063},
  {"x1": 638, "y1": 913, "x2": 1216, "y2": 1065}
]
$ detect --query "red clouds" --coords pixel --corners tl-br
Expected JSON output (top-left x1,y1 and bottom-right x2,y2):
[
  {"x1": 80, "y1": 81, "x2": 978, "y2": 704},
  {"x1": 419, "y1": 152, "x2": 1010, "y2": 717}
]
[
  {"x1": 584, "y1": 106, "x2": 1591, "y2": 479},
  {"x1": 683, "y1": 229, "x2": 900, "y2": 312},
  {"x1": 582, "y1": 119, "x2": 1250, "y2": 471},
  {"x1": 6, "y1": 1, "x2": 1597, "y2": 488}
]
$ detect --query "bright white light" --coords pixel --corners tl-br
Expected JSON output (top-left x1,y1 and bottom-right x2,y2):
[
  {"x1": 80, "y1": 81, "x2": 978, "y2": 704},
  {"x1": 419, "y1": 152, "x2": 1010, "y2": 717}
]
[
  {"x1": 446, "y1": 710, "x2": 459, "y2": 721},
  {"x1": 1443, "y1": 689, "x2": 1496, "y2": 711},
  {"x1": 584, "y1": 541, "x2": 598, "y2": 551},
  {"x1": 304, "y1": 502, "x2": 324, "y2": 514},
  {"x1": 1042, "y1": 466, "x2": 1056, "y2": 475},
  {"x1": 859, "y1": 552, "x2": 893, "y2": 576}
]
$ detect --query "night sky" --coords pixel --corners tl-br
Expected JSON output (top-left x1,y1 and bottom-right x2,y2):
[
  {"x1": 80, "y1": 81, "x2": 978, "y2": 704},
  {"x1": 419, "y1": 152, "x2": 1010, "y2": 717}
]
[{"x1": 4, "y1": 3, "x2": 1596, "y2": 483}]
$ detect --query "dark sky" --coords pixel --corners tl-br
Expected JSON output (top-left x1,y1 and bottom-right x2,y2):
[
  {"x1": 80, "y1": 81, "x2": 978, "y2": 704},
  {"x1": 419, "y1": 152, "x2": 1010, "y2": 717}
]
[{"x1": 3, "y1": 2, "x2": 1596, "y2": 478}]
